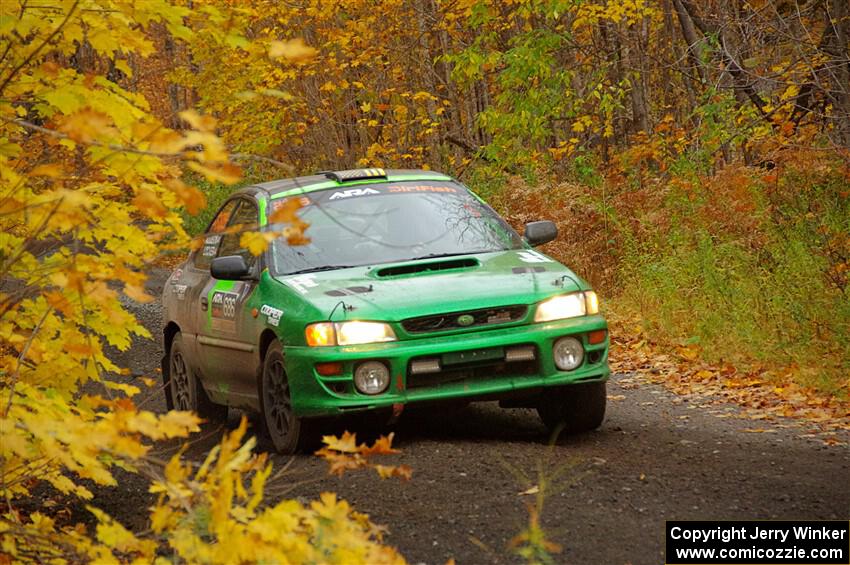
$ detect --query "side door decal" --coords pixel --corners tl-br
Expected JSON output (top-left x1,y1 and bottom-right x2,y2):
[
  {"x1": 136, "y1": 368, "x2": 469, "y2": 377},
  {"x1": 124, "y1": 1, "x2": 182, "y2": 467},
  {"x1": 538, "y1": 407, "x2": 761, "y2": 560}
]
[{"x1": 205, "y1": 279, "x2": 244, "y2": 333}]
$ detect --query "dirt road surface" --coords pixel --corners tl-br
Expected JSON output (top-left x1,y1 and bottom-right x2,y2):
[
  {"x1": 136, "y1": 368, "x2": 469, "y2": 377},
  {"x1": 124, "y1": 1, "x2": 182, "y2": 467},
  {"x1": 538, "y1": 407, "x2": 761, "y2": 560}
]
[{"x1": 98, "y1": 269, "x2": 849, "y2": 565}]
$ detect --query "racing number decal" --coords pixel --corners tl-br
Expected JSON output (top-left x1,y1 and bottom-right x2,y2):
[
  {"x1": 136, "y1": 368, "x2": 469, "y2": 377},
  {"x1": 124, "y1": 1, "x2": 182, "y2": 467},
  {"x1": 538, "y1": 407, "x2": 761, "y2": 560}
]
[
  {"x1": 211, "y1": 291, "x2": 239, "y2": 319},
  {"x1": 208, "y1": 288, "x2": 241, "y2": 332}
]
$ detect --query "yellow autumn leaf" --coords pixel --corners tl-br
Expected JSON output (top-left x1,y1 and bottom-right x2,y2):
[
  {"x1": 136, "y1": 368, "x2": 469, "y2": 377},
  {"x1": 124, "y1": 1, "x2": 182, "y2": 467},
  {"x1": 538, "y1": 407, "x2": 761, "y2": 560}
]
[
  {"x1": 30, "y1": 163, "x2": 65, "y2": 178},
  {"x1": 58, "y1": 108, "x2": 115, "y2": 143},
  {"x1": 268, "y1": 196, "x2": 304, "y2": 224},
  {"x1": 179, "y1": 109, "x2": 217, "y2": 132},
  {"x1": 268, "y1": 38, "x2": 317, "y2": 63},
  {"x1": 124, "y1": 284, "x2": 153, "y2": 304},
  {"x1": 132, "y1": 187, "x2": 167, "y2": 219},
  {"x1": 167, "y1": 179, "x2": 207, "y2": 215},
  {"x1": 240, "y1": 231, "x2": 278, "y2": 256},
  {"x1": 374, "y1": 464, "x2": 413, "y2": 481},
  {"x1": 187, "y1": 162, "x2": 242, "y2": 185},
  {"x1": 321, "y1": 431, "x2": 360, "y2": 453},
  {"x1": 157, "y1": 410, "x2": 202, "y2": 437}
]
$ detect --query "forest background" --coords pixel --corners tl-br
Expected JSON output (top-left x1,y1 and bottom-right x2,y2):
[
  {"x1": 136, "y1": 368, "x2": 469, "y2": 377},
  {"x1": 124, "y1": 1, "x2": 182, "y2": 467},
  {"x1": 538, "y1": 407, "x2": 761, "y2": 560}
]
[{"x1": 1, "y1": 0, "x2": 848, "y2": 562}]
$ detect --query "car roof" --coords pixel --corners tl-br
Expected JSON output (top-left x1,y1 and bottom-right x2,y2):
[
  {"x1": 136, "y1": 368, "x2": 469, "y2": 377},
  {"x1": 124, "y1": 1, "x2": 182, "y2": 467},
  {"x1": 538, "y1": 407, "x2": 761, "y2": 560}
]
[{"x1": 246, "y1": 168, "x2": 455, "y2": 200}]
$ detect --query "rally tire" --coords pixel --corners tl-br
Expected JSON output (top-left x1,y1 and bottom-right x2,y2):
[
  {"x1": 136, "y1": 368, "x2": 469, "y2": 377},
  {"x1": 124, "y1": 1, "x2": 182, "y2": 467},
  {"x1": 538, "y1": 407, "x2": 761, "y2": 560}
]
[
  {"x1": 536, "y1": 381, "x2": 606, "y2": 435},
  {"x1": 259, "y1": 340, "x2": 308, "y2": 454},
  {"x1": 166, "y1": 332, "x2": 227, "y2": 420}
]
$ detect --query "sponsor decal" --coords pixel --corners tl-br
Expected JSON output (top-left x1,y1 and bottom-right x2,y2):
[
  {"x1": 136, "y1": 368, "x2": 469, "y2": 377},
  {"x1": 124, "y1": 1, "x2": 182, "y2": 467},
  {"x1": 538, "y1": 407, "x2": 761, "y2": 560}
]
[
  {"x1": 387, "y1": 185, "x2": 457, "y2": 193},
  {"x1": 173, "y1": 284, "x2": 188, "y2": 300},
  {"x1": 287, "y1": 274, "x2": 318, "y2": 294},
  {"x1": 202, "y1": 234, "x2": 222, "y2": 257},
  {"x1": 517, "y1": 250, "x2": 553, "y2": 263},
  {"x1": 260, "y1": 304, "x2": 283, "y2": 326},
  {"x1": 328, "y1": 187, "x2": 380, "y2": 200},
  {"x1": 170, "y1": 269, "x2": 183, "y2": 284},
  {"x1": 211, "y1": 291, "x2": 239, "y2": 319},
  {"x1": 271, "y1": 196, "x2": 311, "y2": 211}
]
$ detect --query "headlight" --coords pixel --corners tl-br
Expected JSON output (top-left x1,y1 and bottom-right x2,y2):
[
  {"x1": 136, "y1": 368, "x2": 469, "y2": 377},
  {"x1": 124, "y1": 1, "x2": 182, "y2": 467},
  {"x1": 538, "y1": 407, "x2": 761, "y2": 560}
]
[
  {"x1": 337, "y1": 321, "x2": 396, "y2": 345},
  {"x1": 305, "y1": 321, "x2": 397, "y2": 346},
  {"x1": 534, "y1": 291, "x2": 599, "y2": 322}
]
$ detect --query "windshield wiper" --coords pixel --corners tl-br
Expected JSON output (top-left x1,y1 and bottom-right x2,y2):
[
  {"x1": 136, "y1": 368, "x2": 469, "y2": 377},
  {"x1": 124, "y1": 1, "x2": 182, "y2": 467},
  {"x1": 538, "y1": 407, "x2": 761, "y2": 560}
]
[{"x1": 288, "y1": 265, "x2": 357, "y2": 275}]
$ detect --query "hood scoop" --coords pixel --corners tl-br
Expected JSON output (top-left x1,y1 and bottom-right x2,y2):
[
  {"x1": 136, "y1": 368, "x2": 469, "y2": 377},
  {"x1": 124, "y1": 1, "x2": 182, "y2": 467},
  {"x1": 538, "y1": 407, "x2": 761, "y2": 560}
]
[{"x1": 375, "y1": 257, "x2": 479, "y2": 278}]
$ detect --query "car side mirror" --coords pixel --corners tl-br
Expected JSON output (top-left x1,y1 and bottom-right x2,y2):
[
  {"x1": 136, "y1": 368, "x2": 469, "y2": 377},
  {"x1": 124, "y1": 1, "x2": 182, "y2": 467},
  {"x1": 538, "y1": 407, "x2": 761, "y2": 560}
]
[
  {"x1": 211, "y1": 255, "x2": 253, "y2": 281},
  {"x1": 524, "y1": 221, "x2": 558, "y2": 247}
]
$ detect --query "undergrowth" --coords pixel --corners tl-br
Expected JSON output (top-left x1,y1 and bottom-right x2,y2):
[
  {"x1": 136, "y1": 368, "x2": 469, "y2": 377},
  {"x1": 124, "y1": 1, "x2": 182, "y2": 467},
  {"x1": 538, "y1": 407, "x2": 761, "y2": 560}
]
[
  {"x1": 180, "y1": 178, "x2": 243, "y2": 235},
  {"x1": 482, "y1": 151, "x2": 850, "y2": 395}
]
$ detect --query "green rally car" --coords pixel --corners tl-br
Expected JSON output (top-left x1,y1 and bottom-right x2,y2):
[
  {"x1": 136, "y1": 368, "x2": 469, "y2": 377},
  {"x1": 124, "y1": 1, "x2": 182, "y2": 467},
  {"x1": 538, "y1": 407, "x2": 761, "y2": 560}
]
[{"x1": 162, "y1": 168, "x2": 610, "y2": 453}]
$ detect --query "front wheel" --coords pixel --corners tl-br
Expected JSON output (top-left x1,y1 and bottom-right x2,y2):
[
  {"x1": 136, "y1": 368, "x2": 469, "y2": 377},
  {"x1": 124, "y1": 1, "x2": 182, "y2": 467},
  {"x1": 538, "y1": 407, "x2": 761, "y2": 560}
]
[
  {"x1": 259, "y1": 340, "x2": 308, "y2": 454},
  {"x1": 536, "y1": 381, "x2": 606, "y2": 435}
]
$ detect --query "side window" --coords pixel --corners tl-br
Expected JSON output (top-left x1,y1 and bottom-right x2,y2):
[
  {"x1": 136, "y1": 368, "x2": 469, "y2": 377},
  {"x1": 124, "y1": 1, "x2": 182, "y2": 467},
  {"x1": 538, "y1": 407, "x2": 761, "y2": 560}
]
[
  {"x1": 193, "y1": 200, "x2": 238, "y2": 270},
  {"x1": 216, "y1": 199, "x2": 259, "y2": 266}
]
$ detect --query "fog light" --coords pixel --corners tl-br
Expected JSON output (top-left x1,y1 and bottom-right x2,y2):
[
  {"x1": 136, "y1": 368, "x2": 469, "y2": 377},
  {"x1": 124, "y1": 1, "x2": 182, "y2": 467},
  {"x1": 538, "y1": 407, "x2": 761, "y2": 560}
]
[
  {"x1": 354, "y1": 361, "x2": 390, "y2": 395},
  {"x1": 553, "y1": 337, "x2": 584, "y2": 371}
]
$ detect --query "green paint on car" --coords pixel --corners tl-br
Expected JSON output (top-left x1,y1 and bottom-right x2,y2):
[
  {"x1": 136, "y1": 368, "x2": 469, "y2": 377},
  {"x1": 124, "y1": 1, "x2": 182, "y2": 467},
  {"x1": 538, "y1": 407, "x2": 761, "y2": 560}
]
[{"x1": 163, "y1": 168, "x2": 610, "y2": 453}]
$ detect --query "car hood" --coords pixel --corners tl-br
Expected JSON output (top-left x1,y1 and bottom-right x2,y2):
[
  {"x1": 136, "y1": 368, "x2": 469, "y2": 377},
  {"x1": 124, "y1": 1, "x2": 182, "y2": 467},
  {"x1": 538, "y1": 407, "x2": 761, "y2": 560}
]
[{"x1": 272, "y1": 249, "x2": 586, "y2": 322}]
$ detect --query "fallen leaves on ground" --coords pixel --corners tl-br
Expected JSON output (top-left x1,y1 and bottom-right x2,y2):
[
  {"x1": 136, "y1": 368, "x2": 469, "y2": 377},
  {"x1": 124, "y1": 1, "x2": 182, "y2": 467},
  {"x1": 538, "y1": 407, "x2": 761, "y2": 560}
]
[
  {"x1": 608, "y1": 314, "x2": 850, "y2": 444},
  {"x1": 316, "y1": 432, "x2": 412, "y2": 481}
]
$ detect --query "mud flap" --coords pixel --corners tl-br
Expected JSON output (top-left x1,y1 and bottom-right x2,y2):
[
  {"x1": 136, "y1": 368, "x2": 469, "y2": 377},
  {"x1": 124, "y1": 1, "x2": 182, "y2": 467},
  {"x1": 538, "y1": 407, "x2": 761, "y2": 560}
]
[{"x1": 161, "y1": 353, "x2": 173, "y2": 410}]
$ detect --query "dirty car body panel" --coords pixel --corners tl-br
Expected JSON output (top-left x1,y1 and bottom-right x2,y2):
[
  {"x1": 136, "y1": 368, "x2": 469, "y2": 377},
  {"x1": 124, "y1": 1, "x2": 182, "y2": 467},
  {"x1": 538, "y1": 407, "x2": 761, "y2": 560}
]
[{"x1": 162, "y1": 169, "x2": 610, "y2": 446}]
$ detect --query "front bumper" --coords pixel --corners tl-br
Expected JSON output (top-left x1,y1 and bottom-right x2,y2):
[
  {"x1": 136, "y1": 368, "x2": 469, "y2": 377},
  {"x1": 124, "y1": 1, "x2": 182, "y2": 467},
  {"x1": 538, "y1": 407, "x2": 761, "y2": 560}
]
[{"x1": 284, "y1": 315, "x2": 610, "y2": 416}]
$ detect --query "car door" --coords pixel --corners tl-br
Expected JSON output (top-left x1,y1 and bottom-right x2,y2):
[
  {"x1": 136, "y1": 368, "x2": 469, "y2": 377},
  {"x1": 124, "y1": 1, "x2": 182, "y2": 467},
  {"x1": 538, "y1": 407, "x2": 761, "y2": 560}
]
[
  {"x1": 176, "y1": 199, "x2": 238, "y2": 374},
  {"x1": 194, "y1": 197, "x2": 262, "y2": 407}
]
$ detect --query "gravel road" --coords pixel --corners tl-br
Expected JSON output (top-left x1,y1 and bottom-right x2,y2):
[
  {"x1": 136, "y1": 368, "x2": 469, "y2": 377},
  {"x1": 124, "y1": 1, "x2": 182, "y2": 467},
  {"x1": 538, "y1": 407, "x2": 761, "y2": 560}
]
[{"x1": 100, "y1": 269, "x2": 849, "y2": 565}]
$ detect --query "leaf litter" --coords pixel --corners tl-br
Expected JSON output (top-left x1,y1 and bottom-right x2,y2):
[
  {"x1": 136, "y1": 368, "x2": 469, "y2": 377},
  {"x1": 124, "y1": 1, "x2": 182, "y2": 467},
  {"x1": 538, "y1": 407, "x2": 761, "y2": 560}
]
[{"x1": 608, "y1": 315, "x2": 850, "y2": 446}]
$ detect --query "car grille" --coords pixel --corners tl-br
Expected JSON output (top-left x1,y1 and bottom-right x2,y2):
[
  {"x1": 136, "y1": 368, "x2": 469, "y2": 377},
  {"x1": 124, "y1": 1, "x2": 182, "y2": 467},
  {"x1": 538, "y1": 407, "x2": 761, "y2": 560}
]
[{"x1": 401, "y1": 305, "x2": 527, "y2": 334}]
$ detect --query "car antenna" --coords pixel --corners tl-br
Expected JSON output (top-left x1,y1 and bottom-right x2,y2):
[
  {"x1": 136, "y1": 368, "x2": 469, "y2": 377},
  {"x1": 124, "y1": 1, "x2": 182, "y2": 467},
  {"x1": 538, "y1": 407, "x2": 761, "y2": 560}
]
[
  {"x1": 328, "y1": 300, "x2": 355, "y2": 320},
  {"x1": 553, "y1": 272, "x2": 581, "y2": 289}
]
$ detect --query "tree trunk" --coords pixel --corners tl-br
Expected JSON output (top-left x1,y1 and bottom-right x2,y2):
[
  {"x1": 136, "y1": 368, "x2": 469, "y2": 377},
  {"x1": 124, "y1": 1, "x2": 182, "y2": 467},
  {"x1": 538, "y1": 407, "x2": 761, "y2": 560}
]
[
  {"x1": 678, "y1": 0, "x2": 768, "y2": 116},
  {"x1": 828, "y1": 0, "x2": 850, "y2": 147}
]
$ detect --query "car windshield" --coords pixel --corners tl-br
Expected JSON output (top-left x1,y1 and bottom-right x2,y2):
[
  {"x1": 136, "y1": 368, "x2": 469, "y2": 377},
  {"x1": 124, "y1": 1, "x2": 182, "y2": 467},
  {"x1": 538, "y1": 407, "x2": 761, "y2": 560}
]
[{"x1": 268, "y1": 180, "x2": 524, "y2": 276}]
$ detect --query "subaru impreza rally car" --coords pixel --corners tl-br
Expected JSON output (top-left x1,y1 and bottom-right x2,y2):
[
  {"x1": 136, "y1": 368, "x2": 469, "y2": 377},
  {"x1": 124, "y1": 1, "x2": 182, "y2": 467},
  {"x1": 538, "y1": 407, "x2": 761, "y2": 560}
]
[{"x1": 162, "y1": 168, "x2": 609, "y2": 453}]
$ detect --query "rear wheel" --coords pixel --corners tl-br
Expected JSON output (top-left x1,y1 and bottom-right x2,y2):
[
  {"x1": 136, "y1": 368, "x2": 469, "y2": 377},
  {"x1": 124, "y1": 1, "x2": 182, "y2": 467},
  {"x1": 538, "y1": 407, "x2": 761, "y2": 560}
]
[
  {"x1": 536, "y1": 381, "x2": 606, "y2": 435},
  {"x1": 259, "y1": 341, "x2": 309, "y2": 454},
  {"x1": 167, "y1": 332, "x2": 227, "y2": 420}
]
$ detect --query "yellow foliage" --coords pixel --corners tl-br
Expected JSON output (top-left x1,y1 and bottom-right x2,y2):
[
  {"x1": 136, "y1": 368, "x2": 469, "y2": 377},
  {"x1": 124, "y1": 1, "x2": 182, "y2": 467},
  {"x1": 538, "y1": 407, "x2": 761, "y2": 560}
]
[
  {"x1": 240, "y1": 230, "x2": 279, "y2": 255},
  {"x1": 132, "y1": 419, "x2": 405, "y2": 564},
  {"x1": 268, "y1": 38, "x2": 318, "y2": 63},
  {"x1": 0, "y1": 1, "x2": 405, "y2": 562}
]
